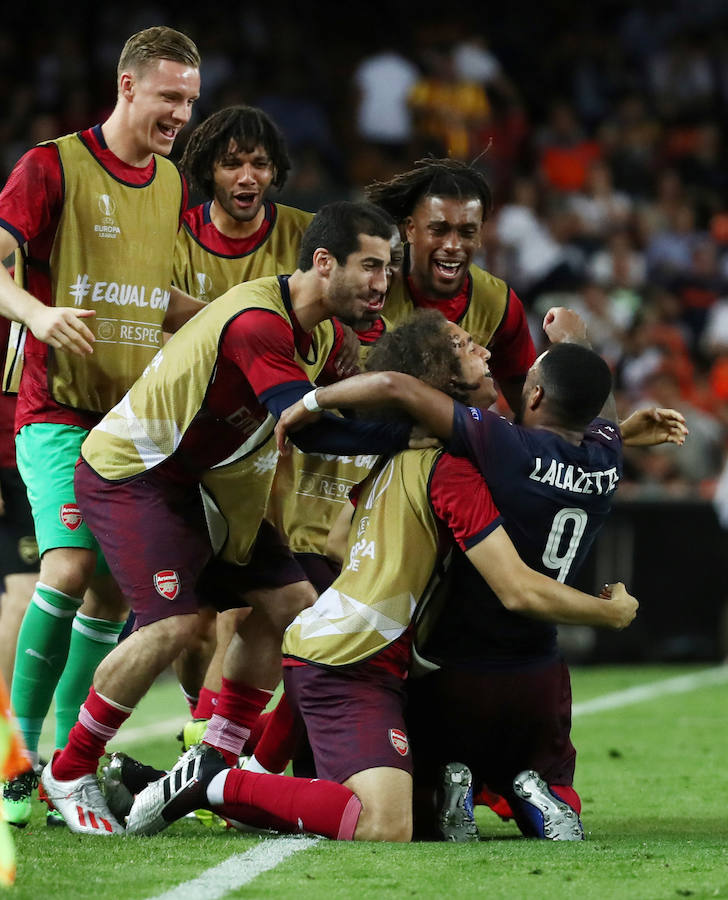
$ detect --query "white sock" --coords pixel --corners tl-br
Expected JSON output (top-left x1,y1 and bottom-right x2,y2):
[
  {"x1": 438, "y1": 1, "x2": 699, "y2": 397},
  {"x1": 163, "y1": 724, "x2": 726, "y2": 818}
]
[{"x1": 206, "y1": 769, "x2": 230, "y2": 806}]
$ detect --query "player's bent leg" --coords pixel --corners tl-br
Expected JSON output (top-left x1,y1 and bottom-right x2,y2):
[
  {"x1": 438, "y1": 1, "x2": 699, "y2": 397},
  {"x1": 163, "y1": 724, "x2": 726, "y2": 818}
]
[
  {"x1": 43, "y1": 613, "x2": 200, "y2": 835},
  {"x1": 345, "y1": 766, "x2": 413, "y2": 842},
  {"x1": 233, "y1": 580, "x2": 317, "y2": 688},
  {"x1": 127, "y1": 744, "x2": 363, "y2": 840},
  {"x1": 172, "y1": 605, "x2": 217, "y2": 714},
  {"x1": 94, "y1": 613, "x2": 200, "y2": 708}
]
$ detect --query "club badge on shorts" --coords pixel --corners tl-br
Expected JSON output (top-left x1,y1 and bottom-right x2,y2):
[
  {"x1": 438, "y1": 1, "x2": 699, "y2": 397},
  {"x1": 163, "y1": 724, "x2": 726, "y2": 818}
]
[
  {"x1": 389, "y1": 728, "x2": 409, "y2": 757},
  {"x1": 59, "y1": 503, "x2": 83, "y2": 531},
  {"x1": 154, "y1": 570, "x2": 180, "y2": 600}
]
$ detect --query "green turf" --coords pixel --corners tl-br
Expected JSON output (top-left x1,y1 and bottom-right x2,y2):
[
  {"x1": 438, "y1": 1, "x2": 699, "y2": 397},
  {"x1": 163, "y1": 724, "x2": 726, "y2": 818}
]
[{"x1": 8, "y1": 664, "x2": 728, "y2": 899}]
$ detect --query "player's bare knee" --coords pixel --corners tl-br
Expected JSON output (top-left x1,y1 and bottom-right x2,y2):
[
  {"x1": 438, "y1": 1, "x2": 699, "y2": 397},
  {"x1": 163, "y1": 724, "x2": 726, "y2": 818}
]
[
  {"x1": 354, "y1": 806, "x2": 412, "y2": 843},
  {"x1": 40, "y1": 546, "x2": 97, "y2": 596}
]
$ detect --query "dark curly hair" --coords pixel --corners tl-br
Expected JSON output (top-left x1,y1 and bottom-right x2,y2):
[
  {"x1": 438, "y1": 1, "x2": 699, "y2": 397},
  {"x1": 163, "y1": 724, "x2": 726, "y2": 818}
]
[
  {"x1": 365, "y1": 309, "x2": 473, "y2": 404},
  {"x1": 364, "y1": 157, "x2": 493, "y2": 224},
  {"x1": 180, "y1": 105, "x2": 291, "y2": 197}
]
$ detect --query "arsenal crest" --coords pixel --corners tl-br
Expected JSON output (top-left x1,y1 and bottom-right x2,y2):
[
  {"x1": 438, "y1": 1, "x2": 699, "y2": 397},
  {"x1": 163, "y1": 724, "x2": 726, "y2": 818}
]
[
  {"x1": 154, "y1": 570, "x2": 180, "y2": 600},
  {"x1": 59, "y1": 503, "x2": 83, "y2": 531},
  {"x1": 389, "y1": 728, "x2": 409, "y2": 757}
]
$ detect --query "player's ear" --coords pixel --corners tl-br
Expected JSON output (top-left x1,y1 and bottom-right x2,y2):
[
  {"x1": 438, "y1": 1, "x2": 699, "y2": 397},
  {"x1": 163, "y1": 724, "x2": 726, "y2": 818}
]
[
  {"x1": 313, "y1": 247, "x2": 333, "y2": 276},
  {"x1": 529, "y1": 384, "x2": 544, "y2": 410},
  {"x1": 119, "y1": 71, "x2": 135, "y2": 101}
]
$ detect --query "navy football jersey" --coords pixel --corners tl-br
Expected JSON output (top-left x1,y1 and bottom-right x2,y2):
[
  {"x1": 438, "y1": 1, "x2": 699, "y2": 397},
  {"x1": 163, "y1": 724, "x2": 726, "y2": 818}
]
[{"x1": 423, "y1": 404, "x2": 623, "y2": 667}]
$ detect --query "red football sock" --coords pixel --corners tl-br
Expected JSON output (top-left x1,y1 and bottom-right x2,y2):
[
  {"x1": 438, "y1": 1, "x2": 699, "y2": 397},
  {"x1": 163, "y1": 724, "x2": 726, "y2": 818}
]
[
  {"x1": 216, "y1": 769, "x2": 361, "y2": 840},
  {"x1": 251, "y1": 693, "x2": 303, "y2": 773},
  {"x1": 242, "y1": 710, "x2": 271, "y2": 755},
  {"x1": 203, "y1": 678, "x2": 272, "y2": 765},
  {"x1": 550, "y1": 784, "x2": 581, "y2": 814},
  {"x1": 475, "y1": 785, "x2": 514, "y2": 820},
  {"x1": 192, "y1": 687, "x2": 219, "y2": 720},
  {"x1": 52, "y1": 687, "x2": 132, "y2": 780}
]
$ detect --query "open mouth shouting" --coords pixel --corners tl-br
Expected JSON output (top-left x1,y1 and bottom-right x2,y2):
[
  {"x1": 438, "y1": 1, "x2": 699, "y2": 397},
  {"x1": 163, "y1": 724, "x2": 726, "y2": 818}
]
[
  {"x1": 433, "y1": 258, "x2": 465, "y2": 281},
  {"x1": 232, "y1": 190, "x2": 258, "y2": 210}
]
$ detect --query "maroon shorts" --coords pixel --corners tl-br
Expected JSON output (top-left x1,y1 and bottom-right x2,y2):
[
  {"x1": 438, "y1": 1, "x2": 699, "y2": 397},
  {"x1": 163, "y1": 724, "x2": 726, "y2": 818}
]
[
  {"x1": 75, "y1": 462, "x2": 212, "y2": 628},
  {"x1": 283, "y1": 661, "x2": 412, "y2": 784},
  {"x1": 406, "y1": 657, "x2": 576, "y2": 798},
  {"x1": 293, "y1": 552, "x2": 340, "y2": 594},
  {"x1": 198, "y1": 520, "x2": 310, "y2": 611}
]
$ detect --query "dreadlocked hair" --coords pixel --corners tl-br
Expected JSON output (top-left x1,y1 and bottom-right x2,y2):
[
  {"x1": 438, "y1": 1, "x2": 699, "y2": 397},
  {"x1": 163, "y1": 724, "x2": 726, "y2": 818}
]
[
  {"x1": 364, "y1": 157, "x2": 493, "y2": 223},
  {"x1": 180, "y1": 105, "x2": 291, "y2": 197}
]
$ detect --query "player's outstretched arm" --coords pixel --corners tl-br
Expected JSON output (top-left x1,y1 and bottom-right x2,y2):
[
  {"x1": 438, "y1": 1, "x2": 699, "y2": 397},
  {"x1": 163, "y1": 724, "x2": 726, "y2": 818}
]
[
  {"x1": 274, "y1": 371, "x2": 455, "y2": 454},
  {"x1": 620, "y1": 407, "x2": 688, "y2": 447},
  {"x1": 0, "y1": 230, "x2": 95, "y2": 355},
  {"x1": 466, "y1": 526, "x2": 638, "y2": 630}
]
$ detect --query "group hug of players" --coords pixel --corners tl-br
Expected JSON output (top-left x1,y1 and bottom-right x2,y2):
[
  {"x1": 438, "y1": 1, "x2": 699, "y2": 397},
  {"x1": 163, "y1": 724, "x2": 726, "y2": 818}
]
[{"x1": 0, "y1": 26, "x2": 688, "y2": 855}]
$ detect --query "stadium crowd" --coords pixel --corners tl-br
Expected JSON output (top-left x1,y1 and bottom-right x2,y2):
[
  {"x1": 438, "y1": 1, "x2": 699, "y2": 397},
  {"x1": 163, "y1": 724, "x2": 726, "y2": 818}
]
[
  {"x1": 0, "y1": 0, "x2": 716, "y2": 873},
  {"x1": 1, "y1": 1, "x2": 726, "y2": 497}
]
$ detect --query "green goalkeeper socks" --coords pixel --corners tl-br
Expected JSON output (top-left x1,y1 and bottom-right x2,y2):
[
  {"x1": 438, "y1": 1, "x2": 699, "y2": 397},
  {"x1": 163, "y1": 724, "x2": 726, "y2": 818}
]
[
  {"x1": 53, "y1": 613, "x2": 126, "y2": 750},
  {"x1": 10, "y1": 582, "x2": 81, "y2": 756}
]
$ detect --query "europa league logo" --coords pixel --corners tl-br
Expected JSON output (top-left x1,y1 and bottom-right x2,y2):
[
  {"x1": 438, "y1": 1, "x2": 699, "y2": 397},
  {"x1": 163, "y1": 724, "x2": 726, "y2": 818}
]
[
  {"x1": 196, "y1": 272, "x2": 212, "y2": 300},
  {"x1": 98, "y1": 193, "x2": 117, "y2": 224}
]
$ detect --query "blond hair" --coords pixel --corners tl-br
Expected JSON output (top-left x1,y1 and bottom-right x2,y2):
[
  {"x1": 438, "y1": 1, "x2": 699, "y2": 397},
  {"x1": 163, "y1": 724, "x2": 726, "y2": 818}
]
[{"x1": 117, "y1": 26, "x2": 200, "y2": 79}]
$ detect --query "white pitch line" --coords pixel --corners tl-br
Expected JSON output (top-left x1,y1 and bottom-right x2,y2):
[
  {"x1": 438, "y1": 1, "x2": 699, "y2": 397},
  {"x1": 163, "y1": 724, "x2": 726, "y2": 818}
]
[
  {"x1": 573, "y1": 664, "x2": 728, "y2": 717},
  {"x1": 146, "y1": 836, "x2": 319, "y2": 900}
]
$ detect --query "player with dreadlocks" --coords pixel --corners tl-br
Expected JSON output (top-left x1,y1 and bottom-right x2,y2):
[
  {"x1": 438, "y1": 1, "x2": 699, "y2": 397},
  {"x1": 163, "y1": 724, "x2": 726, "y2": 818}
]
[{"x1": 366, "y1": 157, "x2": 535, "y2": 414}]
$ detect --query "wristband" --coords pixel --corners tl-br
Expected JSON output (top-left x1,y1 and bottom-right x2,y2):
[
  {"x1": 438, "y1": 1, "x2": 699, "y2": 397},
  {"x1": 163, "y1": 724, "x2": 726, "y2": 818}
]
[{"x1": 302, "y1": 389, "x2": 322, "y2": 413}]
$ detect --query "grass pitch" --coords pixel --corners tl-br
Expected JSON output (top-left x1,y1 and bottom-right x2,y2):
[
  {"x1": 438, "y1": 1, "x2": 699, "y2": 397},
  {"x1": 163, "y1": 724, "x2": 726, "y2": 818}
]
[{"x1": 8, "y1": 663, "x2": 728, "y2": 899}]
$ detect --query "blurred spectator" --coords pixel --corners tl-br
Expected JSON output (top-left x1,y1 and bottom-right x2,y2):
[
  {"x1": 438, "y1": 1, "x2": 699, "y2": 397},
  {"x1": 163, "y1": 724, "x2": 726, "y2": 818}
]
[
  {"x1": 535, "y1": 99, "x2": 602, "y2": 193},
  {"x1": 493, "y1": 175, "x2": 583, "y2": 307},
  {"x1": 599, "y1": 93, "x2": 662, "y2": 199},
  {"x1": 667, "y1": 237, "x2": 726, "y2": 352},
  {"x1": 567, "y1": 159, "x2": 633, "y2": 254},
  {"x1": 623, "y1": 362, "x2": 725, "y2": 493},
  {"x1": 644, "y1": 202, "x2": 701, "y2": 283},
  {"x1": 615, "y1": 297, "x2": 693, "y2": 404},
  {"x1": 587, "y1": 227, "x2": 647, "y2": 292},
  {"x1": 407, "y1": 44, "x2": 490, "y2": 160},
  {"x1": 256, "y1": 63, "x2": 345, "y2": 186},
  {"x1": 351, "y1": 42, "x2": 419, "y2": 162},
  {"x1": 469, "y1": 80, "x2": 530, "y2": 207},
  {"x1": 649, "y1": 33, "x2": 717, "y2": 123},
  {"x1": 570, "y1": 280, "x2": 629, "y2": 368},
  {"x1": 348, "y1": 41, "x2": 420, "y2": 186}
]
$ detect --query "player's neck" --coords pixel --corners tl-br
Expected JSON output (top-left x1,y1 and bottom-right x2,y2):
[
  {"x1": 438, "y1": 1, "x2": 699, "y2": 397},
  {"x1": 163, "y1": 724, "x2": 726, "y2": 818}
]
[
  {"x1": 286, "y1": 269, "x2": 329, "y2": 332},
  {"x1": 100, "y1": 113, "x2": 153, "y2": 168},
  {"x1": 209, "y1": 200, "x2": 265, "y2": 239},
  {"x1": 532, "y1": 421, "x2": 583, "y2": 445}
]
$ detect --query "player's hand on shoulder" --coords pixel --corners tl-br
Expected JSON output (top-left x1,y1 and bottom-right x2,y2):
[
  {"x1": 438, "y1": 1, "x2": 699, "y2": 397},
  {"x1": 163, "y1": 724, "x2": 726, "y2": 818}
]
[
  {"x1": 599, "y1": 581, "x2": 638, "y2": 630},
  {"x1": 26, "y1": 304, "x2": 96, "y2": 355}
]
